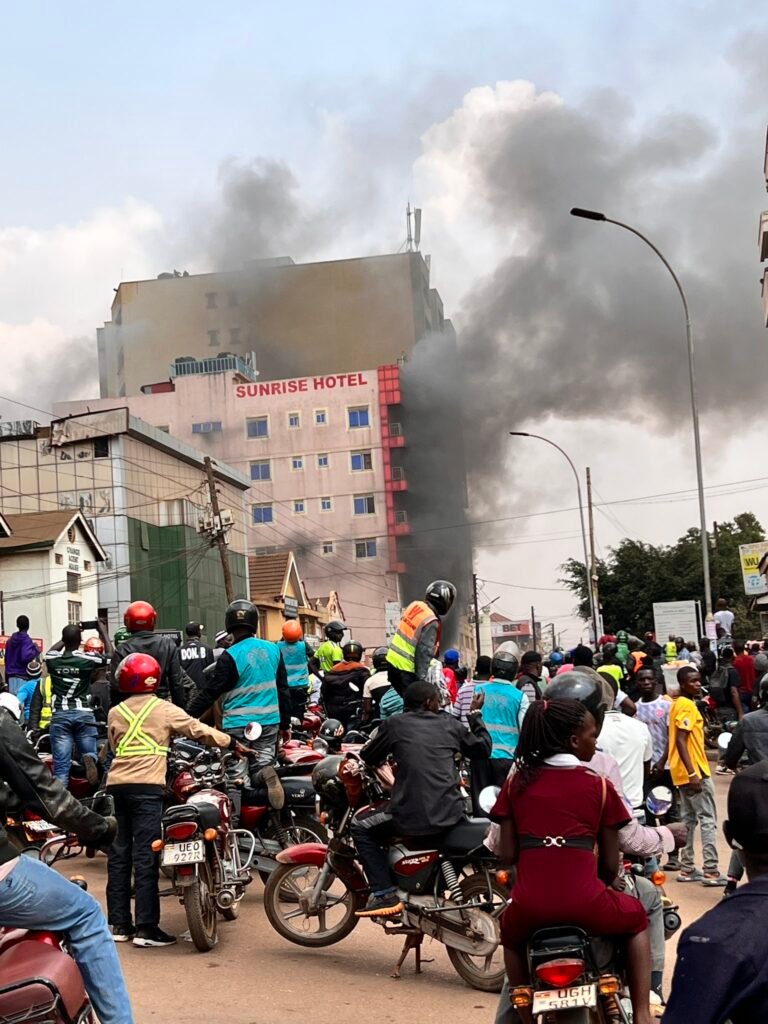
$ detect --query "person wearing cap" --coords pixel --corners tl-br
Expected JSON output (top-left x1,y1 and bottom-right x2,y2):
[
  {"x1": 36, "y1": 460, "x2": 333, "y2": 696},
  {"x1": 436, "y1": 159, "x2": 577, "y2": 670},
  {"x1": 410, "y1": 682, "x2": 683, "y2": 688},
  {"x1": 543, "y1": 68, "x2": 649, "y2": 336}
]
[
  {"x1": 277, "y1": 620, "x2": 311, "y2": 720},
  {"x1": 179, "y1": 622, "x2": 214, "y2": 703},
  {"x1": 442, "y1": 649, "x2": 460, "y2": 703},
  {"x1": 664, "y1": 761, "x2": 768, "y2": 1023}
]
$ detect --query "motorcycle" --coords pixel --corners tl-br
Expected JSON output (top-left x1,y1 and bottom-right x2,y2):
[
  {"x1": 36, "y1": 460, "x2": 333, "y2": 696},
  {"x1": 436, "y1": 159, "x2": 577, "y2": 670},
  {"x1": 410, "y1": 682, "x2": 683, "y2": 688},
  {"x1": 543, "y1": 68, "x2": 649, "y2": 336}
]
[
  {"x1": 158, "y1": 743, "x2": 255, "y2": 952},
  {"x1": 263, "y1": 754, "x2": 507, "y2": 992}
]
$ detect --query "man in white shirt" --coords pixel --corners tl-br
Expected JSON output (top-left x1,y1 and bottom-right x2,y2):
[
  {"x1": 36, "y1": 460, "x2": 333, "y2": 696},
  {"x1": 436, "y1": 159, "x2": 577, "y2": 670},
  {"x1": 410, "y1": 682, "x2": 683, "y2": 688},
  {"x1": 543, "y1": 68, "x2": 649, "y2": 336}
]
[
  {"x1": 598, "y1": 706, "x2": 654, "y2": 811},
  {"x1": 714, "y1": 598, "x2": 735, "y2": 638}
]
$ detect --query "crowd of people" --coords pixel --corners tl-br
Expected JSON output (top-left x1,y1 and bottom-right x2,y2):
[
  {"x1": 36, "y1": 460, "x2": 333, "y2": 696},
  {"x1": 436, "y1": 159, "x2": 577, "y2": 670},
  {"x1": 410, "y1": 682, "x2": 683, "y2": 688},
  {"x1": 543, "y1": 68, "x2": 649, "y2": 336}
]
[{"x1": 0, "y1": 585, "x2": 764, "y2": 1023}]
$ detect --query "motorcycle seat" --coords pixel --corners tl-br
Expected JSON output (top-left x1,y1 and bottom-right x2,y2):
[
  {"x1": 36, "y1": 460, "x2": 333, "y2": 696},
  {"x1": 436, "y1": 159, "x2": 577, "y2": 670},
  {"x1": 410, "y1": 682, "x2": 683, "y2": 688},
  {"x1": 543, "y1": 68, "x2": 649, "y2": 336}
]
[
  {"x1": 164, "y1": 801, "x2": 220, "y2": 831},
  {"x1": 0, "y1": 939, "x2": 88, "y2": 1020},
  {"x1": 439, "y1": 818, "x2": 492, "y2": 856},
  {"x1": 275, "y1": 762, "x2": 316, "y2": 778}
]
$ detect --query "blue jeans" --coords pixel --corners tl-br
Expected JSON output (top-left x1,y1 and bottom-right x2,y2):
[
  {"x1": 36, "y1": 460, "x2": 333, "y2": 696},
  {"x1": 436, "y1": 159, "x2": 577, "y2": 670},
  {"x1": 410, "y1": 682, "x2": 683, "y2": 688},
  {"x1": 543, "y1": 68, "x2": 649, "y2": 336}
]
[
  {"x1": 50, "y1": 709, "x2": 98, "y2": 783},
  {"x1": 7, "y1": 676, "x2": 27, "y2": 696},
  {"x1": 0, "y1": 854, "x2": 134, "y2": 1024}
]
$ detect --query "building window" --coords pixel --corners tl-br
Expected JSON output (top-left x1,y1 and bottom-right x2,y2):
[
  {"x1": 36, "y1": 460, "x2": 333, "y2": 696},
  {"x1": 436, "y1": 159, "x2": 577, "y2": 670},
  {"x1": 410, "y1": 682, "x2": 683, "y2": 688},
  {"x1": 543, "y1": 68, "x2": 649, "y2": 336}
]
[
  {"x1": 354, "y1": 494, "x2": 376, "y2": 515},
  {"x1": 317, "y1": 453, "x2": 329, "y2": 469},
  {"x1": 55, "y1": 553, "x2": 64, "y2": 566},
  {"x1": 322, "y1": 541, "x2": 334, "y2": 555},
  {"x1": 205, "y1": 292, "x2": 218, "y2": 309},
  {"x1": 228, "y1": 292, "x2": 238, "y2": 307},
  {"x1": 293, "y1": 499, "x2": 306, "y2": 514},
  {"x1": 320, "y1": 496, "x2": 332, "y2": 512},
  {"x1": 355, "y1": 538, "x2": 378, "y2": 559},
  {"x1": 291, "y1": 455, "x2": 304, "y2": 471},
  {"x1": 348, "y1": 406, "x2": 370, "y2": 429},
  {"x1": 94, "y1": 437, "x2": 110, "y2": 458},
  {"x1": 315, "y1": 409, "x2": 327, "y2": 426},
  {"x1": 250, "y1": 459, "x2": 271, "y2": 481},
  {"x1": 192, "y1": 421, "x2": 222, "y2": 434},
  {"x1": 288, "y1": 412, "x2": 301, "y2": 429},
  {"x1": 247, "y1": 417, "x2": 268, "y2": 439},
  {"x1": 84, "y1": 560, "x2": 92, "y2": 572},
  {"x1": 67, "y1": 572, "x2": 80, "y2": 593},
  {"x1": 230, "y1": 328, "x2": 241, "y2": 345},
  {"x1": 252, "y1": 503, "x2": 274, "y2": 525},
  {"x1": 207, "y1": 330, "x2": 220, "y2": 347},
  {"x1": 68, "y1": 601, "x2": 82, "y2": 624},
  {"x1": 350, "y1": 450, "x2": 373, "y2": 472}
]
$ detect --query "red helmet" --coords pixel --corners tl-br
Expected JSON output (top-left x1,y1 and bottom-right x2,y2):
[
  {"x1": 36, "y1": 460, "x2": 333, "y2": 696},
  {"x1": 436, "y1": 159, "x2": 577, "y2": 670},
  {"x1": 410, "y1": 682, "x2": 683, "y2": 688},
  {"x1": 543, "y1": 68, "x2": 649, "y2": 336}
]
[
  {"x1": 84, "y1": 637, "x2": 105, "y2": 654},
  {"x1": 116, "y1": 653, "x2": 161, "y2": 694},
  {"x1": 282, "y1": 620, "x2": 303, "y2": 643},
  {"x1": 124, "y1": 600, "x2": 157, "y2": 632}
]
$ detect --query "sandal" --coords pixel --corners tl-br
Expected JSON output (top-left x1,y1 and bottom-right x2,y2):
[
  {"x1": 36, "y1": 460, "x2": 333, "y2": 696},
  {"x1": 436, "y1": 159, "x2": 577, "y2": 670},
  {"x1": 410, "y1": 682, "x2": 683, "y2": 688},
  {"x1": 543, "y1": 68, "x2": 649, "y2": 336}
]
[{"x1": 677, "y1": 869, "x2": 705, "y2": 882}]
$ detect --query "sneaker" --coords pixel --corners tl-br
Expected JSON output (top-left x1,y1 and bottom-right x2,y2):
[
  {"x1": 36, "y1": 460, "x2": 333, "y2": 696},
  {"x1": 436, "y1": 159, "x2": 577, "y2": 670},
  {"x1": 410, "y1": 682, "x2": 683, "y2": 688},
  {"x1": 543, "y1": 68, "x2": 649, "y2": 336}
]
[
  {"x1": 112, "y1": 926, "x2": 134, "y2": 943},
  {"x1": 355, "y1": 892, "x2": 404, "y2": 918},
  {"x1": 677, "y1": 869, "x2": 705, "y2": 883},
  {"x1": 702, "y1": 873, "x2": 728, "y2": 887},
  {"x1": 260, "y1": 765, "x2": 285, "y2": 810},
  {"x1": 715, "y1": 765, "x2": 734, "y2": 775},
  {"x1": 82, "y1": 754, "x2": 99, "y2": 787},
  {"x1": 132, "y1": 926, "x2": 176, "y2": 947}
]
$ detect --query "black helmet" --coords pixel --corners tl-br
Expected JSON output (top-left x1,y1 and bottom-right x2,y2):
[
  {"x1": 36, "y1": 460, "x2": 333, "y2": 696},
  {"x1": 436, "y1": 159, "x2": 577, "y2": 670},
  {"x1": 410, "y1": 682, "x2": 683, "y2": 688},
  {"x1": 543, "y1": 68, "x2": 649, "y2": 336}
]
[
  {"x1": 319, "y1": 718, "x2": 345, "y2": 752},
  {"x1": 372, "y1": 646, "x2": 389, "y2": 671},
  {"x1": 425, "y1": 580, "x2": 457, "y2": 616},
  {"x1": 547, "y1": 670, "x2": 607, "y2": 731},
  {"x1": 325, "y1": 620, "x2": 345, "y2": 642},
  {"x1": 311, "y1": 755, "x2": 347, "y2": 810},
  {"x1": 224, "y1": 599, "x2": 259, "y2": 634},
  {"x1": 342, "y1": 640, "x2": 364, "y2": 662},
  {"x1": 602, "y1": 642, "x2": 617, "y2": 658},
  {"x1": 491, "y1": 646, "x2": 520, "y2": 682}
]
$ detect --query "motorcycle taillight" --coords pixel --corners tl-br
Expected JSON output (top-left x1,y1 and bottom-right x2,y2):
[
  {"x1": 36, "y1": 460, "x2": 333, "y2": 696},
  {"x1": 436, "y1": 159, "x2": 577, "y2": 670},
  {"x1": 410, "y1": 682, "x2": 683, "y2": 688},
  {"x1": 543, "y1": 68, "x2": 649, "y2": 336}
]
[
  {"x1": 535, "y1": 959, "x2": 585, "y2": 988},
  {"x1": 165, "y1": 821, "x2": 198, "y2": 841}
]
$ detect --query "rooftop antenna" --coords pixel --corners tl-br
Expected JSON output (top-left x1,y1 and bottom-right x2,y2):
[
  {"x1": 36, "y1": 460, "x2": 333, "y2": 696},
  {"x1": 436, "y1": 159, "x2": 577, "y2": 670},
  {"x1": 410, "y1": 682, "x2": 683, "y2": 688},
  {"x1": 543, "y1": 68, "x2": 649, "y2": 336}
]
[
  {"x1": 413, "y1": 208, "x2": 422, "y2": 251},
  {"x1": 405, "y1": 203, "x2": 413, "y2": 252}
]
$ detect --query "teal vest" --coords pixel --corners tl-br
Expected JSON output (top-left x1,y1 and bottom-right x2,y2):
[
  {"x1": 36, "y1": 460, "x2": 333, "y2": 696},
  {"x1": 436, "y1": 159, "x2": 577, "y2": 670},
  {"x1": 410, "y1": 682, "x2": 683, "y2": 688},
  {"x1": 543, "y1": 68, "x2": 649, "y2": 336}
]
[
  {"x1": 223, "y1": 637, "x2": 282, "y2": 729},
  {"x1": 278, "y1": 639, "x2": 309, "y2": 690},
  {"x1": 475, "y1": 681, "x2": 525, "y2": 759}
]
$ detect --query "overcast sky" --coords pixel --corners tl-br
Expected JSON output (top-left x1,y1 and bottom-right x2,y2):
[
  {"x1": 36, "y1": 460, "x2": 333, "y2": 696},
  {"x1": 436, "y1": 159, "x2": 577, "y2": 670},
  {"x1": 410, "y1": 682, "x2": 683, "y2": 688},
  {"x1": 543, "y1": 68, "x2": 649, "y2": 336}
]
[{"x1": 1, "y1": 1, "x2": 767, "y2": 645}]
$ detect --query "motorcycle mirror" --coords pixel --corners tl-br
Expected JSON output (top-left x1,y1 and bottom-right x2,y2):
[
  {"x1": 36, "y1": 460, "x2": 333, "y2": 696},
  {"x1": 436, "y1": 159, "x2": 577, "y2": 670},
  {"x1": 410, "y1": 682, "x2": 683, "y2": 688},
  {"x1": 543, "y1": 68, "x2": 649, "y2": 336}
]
[
  {"x1": 646, "y1": 785, "x2": 673, "y2": 818},
  {"x1": 478, "y1": 785, "x2": 500, "y2": 814},
  {"x1": 244, "y1": 721, "x2": 263, "y2": 741},
  {"x1": 718, "y1": 732, "x2": 732, "y2": 752}
]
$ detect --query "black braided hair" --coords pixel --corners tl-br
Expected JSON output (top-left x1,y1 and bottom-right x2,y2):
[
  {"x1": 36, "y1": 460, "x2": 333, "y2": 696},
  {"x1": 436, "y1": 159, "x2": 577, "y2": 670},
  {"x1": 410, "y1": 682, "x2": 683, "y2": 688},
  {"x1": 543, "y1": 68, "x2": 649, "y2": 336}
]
[{"x1": 513, "y1": 699, "x2": 589, "y2": 791}]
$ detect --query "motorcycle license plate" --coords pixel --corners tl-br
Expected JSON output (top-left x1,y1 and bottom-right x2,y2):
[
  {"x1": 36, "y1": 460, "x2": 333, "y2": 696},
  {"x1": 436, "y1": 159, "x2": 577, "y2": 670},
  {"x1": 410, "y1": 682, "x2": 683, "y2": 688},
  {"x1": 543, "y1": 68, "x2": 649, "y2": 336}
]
[
  {"x1": 532, "y1": 984, "x2": 596, "y2": 1014},
  {"x1": 24, "y1": 819, "x2": 56, "y2": 833},
  {"x1": 162, "y1": 840, "x2": 204, "y2": 866}
]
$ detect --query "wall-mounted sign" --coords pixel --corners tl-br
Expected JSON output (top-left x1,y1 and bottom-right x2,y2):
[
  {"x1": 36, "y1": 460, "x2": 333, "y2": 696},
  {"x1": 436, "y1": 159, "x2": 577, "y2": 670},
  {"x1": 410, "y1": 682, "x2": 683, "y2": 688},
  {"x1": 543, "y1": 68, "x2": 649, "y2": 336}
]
[
  {"x1": 283, "y1": 596, "x2": 299, "y2": 619},
  {"x1": 235, "y1": 373, "x2": 369, "y2": 399}
]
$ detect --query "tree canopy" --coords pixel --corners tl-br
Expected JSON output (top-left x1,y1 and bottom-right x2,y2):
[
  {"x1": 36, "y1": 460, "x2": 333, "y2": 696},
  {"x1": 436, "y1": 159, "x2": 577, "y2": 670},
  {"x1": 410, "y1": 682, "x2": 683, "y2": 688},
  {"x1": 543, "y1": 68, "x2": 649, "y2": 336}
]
[{"x1": 560, "y1": 512, "x2": 765, "y2": 637}]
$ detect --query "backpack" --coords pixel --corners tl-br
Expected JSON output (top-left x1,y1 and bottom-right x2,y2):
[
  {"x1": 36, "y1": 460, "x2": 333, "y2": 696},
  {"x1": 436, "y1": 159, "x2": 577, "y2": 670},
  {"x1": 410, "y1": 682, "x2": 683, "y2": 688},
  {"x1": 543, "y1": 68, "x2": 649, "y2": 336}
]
[{"x1": 708, "y1": 666, "x2": 731, "y2": 707}]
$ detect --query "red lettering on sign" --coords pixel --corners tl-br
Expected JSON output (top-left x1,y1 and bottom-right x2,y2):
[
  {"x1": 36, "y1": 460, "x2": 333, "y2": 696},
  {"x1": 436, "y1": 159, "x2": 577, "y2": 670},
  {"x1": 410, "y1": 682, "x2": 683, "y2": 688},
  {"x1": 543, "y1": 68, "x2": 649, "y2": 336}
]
[
  {"x1": 235, "y1": 373, "x2": 371, "y2": 397},
  {"x1": 313, "y1": 377, "x2": 324, "y2": 389},
  {"x1": 299, "y1": 379, "x2": 308, "y2": 391},
  {"x1": 235, "y1": 385, "x2": 246, "y2": 398}
]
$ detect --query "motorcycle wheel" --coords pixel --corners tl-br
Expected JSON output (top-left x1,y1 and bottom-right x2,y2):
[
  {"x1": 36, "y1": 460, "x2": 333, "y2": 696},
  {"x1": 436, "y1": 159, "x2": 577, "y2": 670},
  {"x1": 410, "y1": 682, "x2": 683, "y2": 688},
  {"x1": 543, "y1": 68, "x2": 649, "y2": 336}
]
[
  {"x1": 445, "y1": 873, "x2": 507, "y2": 993},
  {"x1": 264, "y1": 862, "x2": 364, "y2": 947},
  {"x1": 258, "y1": 814, "x2": 330, "y2": 885},
  {"x1": 184, "y1": 861, "x2": 218, "y2": 952}
]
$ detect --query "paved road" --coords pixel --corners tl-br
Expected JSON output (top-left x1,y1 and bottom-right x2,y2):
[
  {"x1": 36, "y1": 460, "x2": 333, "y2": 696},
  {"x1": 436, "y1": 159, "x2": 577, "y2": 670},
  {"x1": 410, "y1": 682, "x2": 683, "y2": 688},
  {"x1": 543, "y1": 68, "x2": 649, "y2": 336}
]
[{"x1": 60, "y1": 775, "x2": 734, "y2": 1024}]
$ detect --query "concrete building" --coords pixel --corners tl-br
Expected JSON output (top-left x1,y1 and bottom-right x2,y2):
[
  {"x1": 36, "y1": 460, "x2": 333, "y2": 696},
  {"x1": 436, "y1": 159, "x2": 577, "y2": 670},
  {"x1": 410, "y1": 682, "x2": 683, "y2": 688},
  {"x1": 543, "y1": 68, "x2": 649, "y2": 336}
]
[
  {"x1": 55, "y1": 362, "x2": 407, "y2": 647},
  {"x1": 0, "y1": 510, "x2": 106, "y2": 652},
  {"x1": 490, "y1": 612, "x2": 540, "y2": 653},
  {"x1": 98, "y1": 253, "x2": 449, "y2": 399},
  {"x1": 0, "y1": 413, "x2": 250, "y2": 634}
]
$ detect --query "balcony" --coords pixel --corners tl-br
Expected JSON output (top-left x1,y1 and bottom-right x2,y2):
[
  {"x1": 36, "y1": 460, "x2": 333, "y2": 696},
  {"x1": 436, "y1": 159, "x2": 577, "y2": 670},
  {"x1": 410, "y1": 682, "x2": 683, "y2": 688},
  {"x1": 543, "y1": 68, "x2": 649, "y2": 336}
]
[
  {"x1": 393, "y1": 509, "x2": 411, "y2": 535},
  {"x1": 760, "y1": 211, "x2": 768, "y2": 262},
  {"x1": 389, "y1": 466, "x2": 408, "y2": 492},
  {"x1": 384, "y1": 421, "x2": 405, "y2": 448},
  {"x1": 170, "y1": 352, "x2": 258, "y2": 382}
]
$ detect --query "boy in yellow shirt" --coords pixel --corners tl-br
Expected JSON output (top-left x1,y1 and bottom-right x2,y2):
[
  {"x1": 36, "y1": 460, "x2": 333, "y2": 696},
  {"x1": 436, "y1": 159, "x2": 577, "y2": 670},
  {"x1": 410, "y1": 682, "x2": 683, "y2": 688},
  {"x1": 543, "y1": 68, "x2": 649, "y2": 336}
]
[{"x1": 670, "y1": 666, "x2": 726, "y2": 886}]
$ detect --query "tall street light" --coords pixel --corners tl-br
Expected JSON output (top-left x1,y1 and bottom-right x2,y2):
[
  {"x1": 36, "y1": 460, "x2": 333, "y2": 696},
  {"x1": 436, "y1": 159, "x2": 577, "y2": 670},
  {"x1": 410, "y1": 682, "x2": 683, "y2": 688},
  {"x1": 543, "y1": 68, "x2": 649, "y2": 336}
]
[
  {"x1": 509, "y1": 431, "x2": 600, "y2": 645},
  {"x1": 570, "y1": 207, "x2": 712, "y2": 619}
]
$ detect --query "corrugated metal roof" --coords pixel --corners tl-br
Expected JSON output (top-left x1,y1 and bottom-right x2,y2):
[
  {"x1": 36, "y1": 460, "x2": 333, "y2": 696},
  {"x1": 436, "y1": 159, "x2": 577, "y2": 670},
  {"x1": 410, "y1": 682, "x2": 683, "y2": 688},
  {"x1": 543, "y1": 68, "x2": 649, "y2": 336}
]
[
  {"x1": 248, "y1": 552, "x2": 291, "y2": 598},
  {"x1": 0, "y1": 511, "x2": 107, "y2": 559}
]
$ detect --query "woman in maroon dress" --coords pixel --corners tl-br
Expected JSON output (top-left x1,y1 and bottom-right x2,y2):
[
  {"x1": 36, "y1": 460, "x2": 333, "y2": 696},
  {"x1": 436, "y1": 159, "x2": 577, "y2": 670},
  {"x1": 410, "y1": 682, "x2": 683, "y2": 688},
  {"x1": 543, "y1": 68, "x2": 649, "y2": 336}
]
[{"x1": 491, "y1": 699, "x2": 651, "y2": 1024}]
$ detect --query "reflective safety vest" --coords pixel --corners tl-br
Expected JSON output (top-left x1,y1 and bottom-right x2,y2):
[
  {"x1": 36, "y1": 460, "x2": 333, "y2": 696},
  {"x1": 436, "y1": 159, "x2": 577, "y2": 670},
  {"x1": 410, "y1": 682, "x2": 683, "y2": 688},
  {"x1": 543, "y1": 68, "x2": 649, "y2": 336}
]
[
  {"x1": 475, "y1": 681, "x2": 526, "y2": 759},
  {"x1": 316, "y1": 640, "x2": 342, "y2": 674},
  {"x1": 39, "y1": 677, "x2": 53, "y2": 730},
  {"x1": 223, "y1": 637, "x2": 282, "y2": 729},
  {"x1": 665, "y1": 641, "x2": 678, "y2": 662},
  {"x1": 115, "y1": 697, "x2": 169, "y2": 758},
  {"x1": 386, "y1": 601, "x2": 438, "y2": 675},
  {"x1": 278, "y1": 639, "x2": 309, "y2": 689},
  {"x1": 598, "y1": 663, "x2": 623, "y2": 686}
]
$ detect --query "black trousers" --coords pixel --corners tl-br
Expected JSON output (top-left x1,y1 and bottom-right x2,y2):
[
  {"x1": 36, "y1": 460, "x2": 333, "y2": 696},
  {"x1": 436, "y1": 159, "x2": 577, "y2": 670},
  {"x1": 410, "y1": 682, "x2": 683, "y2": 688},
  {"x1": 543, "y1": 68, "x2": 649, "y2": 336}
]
[
  {"x1": 106, "y1": 788, "x2": 164, "y2": 929},
  {"x1": 288, "y1": 688, "x2": 308, "y2": 721},
  {"x1": 386, "y1": 665, "x2": 417, "y2": 697},
  {"x1": 471, "y1": 758, "x2": 513, "y2": 817}
]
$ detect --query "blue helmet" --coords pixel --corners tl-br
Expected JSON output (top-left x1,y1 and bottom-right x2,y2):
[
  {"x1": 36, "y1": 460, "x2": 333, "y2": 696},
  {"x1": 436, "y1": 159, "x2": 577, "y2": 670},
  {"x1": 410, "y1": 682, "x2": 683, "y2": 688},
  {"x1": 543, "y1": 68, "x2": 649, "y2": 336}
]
[
  {"x1": 443, "y1": 648, "x2": 460, "y2": 665},
  {"x1": 549, "y1": 651, "x2": 564, "y2": 665}
]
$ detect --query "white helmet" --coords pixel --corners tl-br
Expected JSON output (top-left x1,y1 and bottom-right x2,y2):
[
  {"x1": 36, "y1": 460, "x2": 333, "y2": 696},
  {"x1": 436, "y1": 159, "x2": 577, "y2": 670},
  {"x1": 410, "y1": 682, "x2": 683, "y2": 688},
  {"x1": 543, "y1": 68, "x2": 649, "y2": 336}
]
[{"x1": 0, "y1": 692, "x2": 22, "y2": 722}]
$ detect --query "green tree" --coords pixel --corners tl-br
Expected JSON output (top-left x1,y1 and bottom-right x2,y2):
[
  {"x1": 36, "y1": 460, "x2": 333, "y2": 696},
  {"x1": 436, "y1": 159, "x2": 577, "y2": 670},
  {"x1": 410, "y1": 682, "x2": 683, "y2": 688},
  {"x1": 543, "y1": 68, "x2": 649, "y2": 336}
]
[{"x1": 560, "y1": 512, "x2": 765, "y2": 637}]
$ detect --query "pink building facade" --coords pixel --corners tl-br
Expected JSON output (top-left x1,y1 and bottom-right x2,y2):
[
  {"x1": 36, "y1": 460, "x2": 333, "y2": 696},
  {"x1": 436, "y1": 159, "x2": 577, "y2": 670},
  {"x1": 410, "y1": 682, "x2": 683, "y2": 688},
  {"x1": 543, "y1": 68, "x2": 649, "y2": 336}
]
[{"x1": 56, "y1": 363, "x2": 409, "y2": 647}]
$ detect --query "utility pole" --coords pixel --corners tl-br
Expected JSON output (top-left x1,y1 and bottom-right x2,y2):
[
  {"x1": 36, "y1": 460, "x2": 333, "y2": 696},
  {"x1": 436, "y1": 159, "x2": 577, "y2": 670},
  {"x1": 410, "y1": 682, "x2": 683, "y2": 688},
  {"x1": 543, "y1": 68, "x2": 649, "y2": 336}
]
[
  {"x1": 472, "y1": 573, "x2": 482, "y2": 657},
  {"x1": 712, "y1": 521, "x2": 720, "y2": 603},
  {"x1": 530, "y1": 604, "x2": 537, "y2": 651},
  {"x1": 586, "y1": 467, "x2": 600, "y2": 642},
  {"x1": 204, "y1": 456, "x2": 235, "y2": 603}
]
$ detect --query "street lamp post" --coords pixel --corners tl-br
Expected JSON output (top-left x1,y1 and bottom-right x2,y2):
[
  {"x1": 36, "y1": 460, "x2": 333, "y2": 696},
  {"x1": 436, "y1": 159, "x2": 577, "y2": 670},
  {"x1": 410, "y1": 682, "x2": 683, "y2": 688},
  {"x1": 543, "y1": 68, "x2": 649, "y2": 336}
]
[
  {"x1": 509, "y1": 431, "x2": 600, "y2": 646},
  {"x1": 570, "y1": 208, "x2": 711, "y2": 618}
]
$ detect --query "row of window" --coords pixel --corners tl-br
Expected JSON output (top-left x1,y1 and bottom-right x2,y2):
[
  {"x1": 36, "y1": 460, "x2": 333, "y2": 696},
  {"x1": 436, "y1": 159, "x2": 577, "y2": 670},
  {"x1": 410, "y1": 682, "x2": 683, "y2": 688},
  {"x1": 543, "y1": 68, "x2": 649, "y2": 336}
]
[
  {"x1": 252, "y1": 492, "x2": 376, "y2": 523},
  {"x1": 249, "y1": 449, "x2": 372, "y2": 480},
  {"x1": 208, "y1": 328, "x2": 240, "y2": 347},
  {"x1": 254, "y1": 534, "x2": 377, "y2": 559},
  {"x1": 191, "y1": 407, "x2": 371, "y2": 438},
  {"x1": 205, "y1": 291, "x2": 238, "y2": 309}
]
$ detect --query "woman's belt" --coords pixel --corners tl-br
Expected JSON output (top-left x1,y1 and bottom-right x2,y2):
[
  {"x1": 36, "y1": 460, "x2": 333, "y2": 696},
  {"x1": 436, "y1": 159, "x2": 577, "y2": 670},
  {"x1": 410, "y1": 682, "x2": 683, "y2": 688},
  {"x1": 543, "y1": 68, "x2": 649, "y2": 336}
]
[{"x1": 519, "y1": 834, "x2": 595, "y2": 851}]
